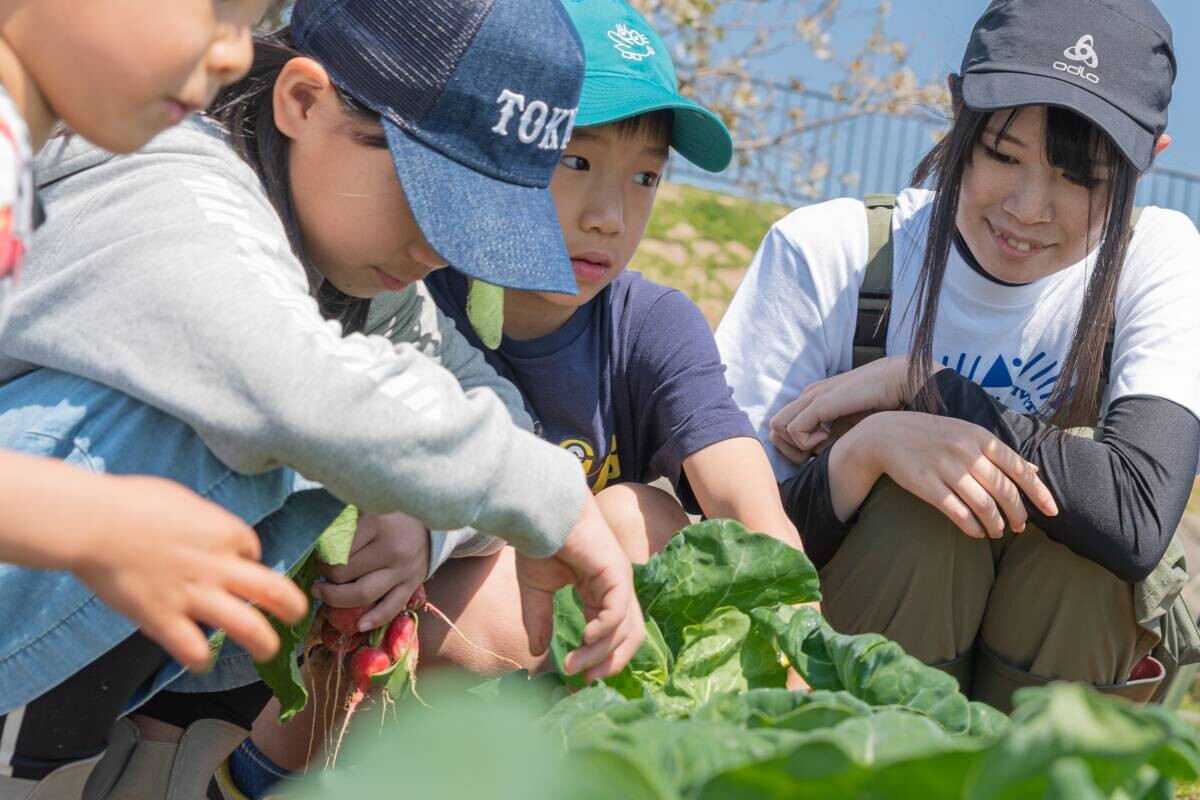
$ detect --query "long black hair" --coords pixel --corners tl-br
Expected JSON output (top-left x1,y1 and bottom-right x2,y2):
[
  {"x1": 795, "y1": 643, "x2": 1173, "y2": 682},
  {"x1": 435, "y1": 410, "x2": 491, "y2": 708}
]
[
  {"x1": 907, "y1": 80, "x2": 1141, "y2": 428},
  {"x1": 208, "y1": 27, "x2": 382, "y2": 334}
]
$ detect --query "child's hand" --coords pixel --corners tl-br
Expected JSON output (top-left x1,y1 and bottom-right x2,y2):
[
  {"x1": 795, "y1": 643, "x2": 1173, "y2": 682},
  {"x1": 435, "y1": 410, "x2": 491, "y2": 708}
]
[
  {"x1": 514, "y1": 493, "x2": 645, "y2": 683},
  {"x1": 312, "y1": 512, "x2": 430, "y2": 632},
  {"x1": 69, "y1": 475, "x2": 309, "y2": 670}
]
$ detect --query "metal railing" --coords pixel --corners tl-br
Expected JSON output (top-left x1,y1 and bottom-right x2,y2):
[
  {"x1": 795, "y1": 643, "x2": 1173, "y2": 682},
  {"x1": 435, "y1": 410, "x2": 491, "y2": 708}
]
[{"x1": 666, "y1": 78, "x2": 1200, "y2": 226}]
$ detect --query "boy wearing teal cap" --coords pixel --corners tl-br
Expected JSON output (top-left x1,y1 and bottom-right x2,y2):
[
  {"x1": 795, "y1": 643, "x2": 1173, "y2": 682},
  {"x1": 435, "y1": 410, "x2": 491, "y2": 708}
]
[{"x1": 422, "y1": 0, "x2": 802, "y2": 665}]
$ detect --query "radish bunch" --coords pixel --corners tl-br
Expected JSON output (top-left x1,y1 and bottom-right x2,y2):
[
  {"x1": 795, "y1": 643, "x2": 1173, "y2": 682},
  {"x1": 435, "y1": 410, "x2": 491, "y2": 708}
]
[
  {"x1": 308, "y1": 583, "x2": 518, "y2": 768},
  {"x1": 313, "y1": 585, "x2": 426, "y2": 767}
]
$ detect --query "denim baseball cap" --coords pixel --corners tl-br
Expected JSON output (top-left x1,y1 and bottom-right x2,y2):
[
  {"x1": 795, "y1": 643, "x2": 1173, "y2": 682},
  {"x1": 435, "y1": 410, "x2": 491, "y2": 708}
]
[
  {"x1": 292, "y1": 0, "x2": 584, "y2": 294},
  {"x1": 960, "y1": 0, "x2": 1175, "y2": 172},
  {"x1": 560, "y1": 0, "x2": 733, "y2": 172}
]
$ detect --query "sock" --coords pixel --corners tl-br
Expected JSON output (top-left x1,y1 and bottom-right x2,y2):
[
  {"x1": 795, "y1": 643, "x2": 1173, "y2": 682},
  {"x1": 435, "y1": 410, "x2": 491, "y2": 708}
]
[{"x1": 227, "y1": 738, "x2": 294, "y2": 800}]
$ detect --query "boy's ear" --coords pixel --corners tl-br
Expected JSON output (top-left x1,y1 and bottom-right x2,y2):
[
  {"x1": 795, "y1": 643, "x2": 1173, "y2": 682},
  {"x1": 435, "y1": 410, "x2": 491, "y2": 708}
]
[{"x1": 273, "y1": 56, "x2": 340, "y2": 142}]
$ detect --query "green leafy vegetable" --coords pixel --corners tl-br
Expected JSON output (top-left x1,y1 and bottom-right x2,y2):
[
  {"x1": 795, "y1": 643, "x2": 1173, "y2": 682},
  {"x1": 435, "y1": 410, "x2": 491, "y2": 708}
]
[
  {"x1": 283, "y1": 522, "x2": 1200, "y2": 799},
  {"x1": 633, "y1": 520, "x2": 820, "y2": 652},
  {"x1": 314, "y1": 504, "x2": 358, "y2": 566},
  {"x1": 254, "y1": 506, "x2": 359, "y2": 722},
  {"x1": 255, "y1": 555, "x2": 320, "y2": 723}
]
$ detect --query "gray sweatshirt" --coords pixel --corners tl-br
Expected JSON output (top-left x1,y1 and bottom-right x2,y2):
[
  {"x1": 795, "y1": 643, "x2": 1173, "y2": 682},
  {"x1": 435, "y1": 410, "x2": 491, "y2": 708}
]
[{"x1": 0, "y1": 118, "x2": 586, "y2": 558}]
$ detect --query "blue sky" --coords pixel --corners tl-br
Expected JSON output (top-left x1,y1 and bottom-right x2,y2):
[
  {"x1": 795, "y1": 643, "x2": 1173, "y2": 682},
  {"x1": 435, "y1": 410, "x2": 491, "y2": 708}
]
[{"x1": 750, "y1": 0, "x2": 1198, "y2": 174}]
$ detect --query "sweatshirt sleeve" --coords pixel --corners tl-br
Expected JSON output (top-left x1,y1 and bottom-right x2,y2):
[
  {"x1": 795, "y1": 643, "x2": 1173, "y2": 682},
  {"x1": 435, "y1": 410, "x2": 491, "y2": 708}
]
[
  {"x1": 6, "y1": 157, "x2": 585, "y2": 557},
  {"x1": 928, "y1": 369, "x2": 1199, "y2": 582},
  {"x1": 777, "y1": 447, "x2": 853, "y2": 571},
  {"x1": 367, "y1": 283, "x2": 524, "y2": 566},
  {"x1": 366, "y1": 282, "x2": 534, "y2": 433}
]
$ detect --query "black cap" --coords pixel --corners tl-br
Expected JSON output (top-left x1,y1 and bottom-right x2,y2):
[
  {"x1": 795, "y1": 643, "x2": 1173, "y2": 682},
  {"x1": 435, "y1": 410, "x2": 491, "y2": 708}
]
[{"x1": 960, "y1": 0, "x2": 1176, "y2": 172}]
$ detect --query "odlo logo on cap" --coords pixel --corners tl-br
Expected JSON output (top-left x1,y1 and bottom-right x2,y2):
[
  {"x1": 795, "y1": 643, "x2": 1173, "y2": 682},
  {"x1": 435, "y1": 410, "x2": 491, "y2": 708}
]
[
  {"x1": 1054, "y1": 34, "x2": 1099, "y2": 84},
  {"x1": 492, "y1": 89, "x2": 579, "y2": 151}
]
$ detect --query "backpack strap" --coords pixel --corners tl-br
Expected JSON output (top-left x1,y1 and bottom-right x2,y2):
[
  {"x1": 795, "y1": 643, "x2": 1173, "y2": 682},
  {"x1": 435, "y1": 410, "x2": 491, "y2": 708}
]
[
  {"x1": 1098, "y1": 205, "x2": 1143, "y2": 401},
  {"x1": 853, "y1": 194, "x2": 896, "y2": 369}
]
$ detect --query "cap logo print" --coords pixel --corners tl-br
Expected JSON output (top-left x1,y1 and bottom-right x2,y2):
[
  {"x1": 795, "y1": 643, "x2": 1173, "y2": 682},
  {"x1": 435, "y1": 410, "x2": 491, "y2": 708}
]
[
  {"x1": 608, "y1": 23, "x2": 655, "y2": 61},
  {"x1": 1054, "y1": 33, "x2": 1100, "y2": 84},
  {"x1": 1064, "y1": 34, "x2": 1099, "y2": 68},
  {"x1": 491, "y1": 88, "x2": 580, "y2": 151}
]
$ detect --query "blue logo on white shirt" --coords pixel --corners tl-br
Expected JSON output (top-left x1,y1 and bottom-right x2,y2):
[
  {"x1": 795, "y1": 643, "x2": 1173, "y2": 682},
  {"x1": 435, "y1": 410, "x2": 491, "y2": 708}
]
[{"x1": 942, "y1": 352, "x2": 1060, "y2": 413}]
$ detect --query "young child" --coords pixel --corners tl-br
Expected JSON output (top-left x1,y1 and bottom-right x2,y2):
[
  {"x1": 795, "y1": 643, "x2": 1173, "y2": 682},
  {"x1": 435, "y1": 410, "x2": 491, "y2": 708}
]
[
  {"x1": 419, "y1": 0, "x2": 802, "y2": 667},
  {"x1": 0, "y1": 0, "x2": 312, "y2": 725},
  {"x1": 225, "y1": 6, "x2": 802, "y2": 793},
  {"x1": 717, "y1": 0, "x2": 1199, "y2": 712},
  {"x1": 0, "y1": 0, "x2": 643, "y2": 796}
]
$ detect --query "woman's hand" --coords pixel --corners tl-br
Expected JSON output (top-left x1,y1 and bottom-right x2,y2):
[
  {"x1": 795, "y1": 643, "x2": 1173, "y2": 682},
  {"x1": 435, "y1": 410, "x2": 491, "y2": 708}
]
[
  {"x1": 514, "y1": 493, "x2": 645, "y2": 683},
  {"x1": 770, "y1": 356, "x2": 927, "y2": 462},
  {"x1": 830, "y1": 411, "x2": 1059, "y2": 539},
  {"x1": 312, "y1": 511, "x2": 430, "y2": 632}
]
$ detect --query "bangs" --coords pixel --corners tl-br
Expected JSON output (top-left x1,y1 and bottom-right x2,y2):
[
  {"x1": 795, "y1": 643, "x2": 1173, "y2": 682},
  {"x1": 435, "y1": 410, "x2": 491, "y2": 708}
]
[
  {"x1": 602, "y1": 110, "x2": 675, "y2": 149},
  {"x1": 984, "y1": 106, "x2": 1122, "y2": 186}
]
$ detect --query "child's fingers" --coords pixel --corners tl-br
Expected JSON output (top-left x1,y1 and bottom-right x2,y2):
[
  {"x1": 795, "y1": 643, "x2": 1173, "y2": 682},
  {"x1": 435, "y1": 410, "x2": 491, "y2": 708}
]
[
  {"x1": 222, "y1": 560, "x2": 308, "y2": 624},
  {"x1": 312, "y1": 568, "x2": 398, "y2": 610},
  {"x1": 357, "y1": 581, "x2": 418, "y2": 632},
  {"x1": 142, "y1": 614, "x2": 213, "y2": 671},
  {"x1": 582, "y1": 623, "x2": 645, "y2": 683},
  {"x1": 190, "y1": 590, "x2": 281, "y2": 663},
  {"x1": 579, "y1": 573, "x2": 633, "y2": 645},
  {"x1": 571, "y1": 592, "x2": 643, "y2": 676},
  {"x1": 567, "y1": 609, "x2": 642, "y2": 678}
]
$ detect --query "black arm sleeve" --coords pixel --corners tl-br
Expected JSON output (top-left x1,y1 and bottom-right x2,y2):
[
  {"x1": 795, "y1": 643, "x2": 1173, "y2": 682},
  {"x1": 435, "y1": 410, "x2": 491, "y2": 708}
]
[
  {"x1": 778, "y1": 447, "x2": 853, "y2": 571},
  {"x1": 929, "y1": 368, "x2": 1199, "y2": 582}
]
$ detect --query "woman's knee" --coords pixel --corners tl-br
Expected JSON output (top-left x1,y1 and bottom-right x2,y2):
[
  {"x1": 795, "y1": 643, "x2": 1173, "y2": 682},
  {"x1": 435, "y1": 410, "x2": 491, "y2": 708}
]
[
  {"x1": 819, "y1": 478, "x2": 995, "y2": 662},
  {"x1": 594, "y1": 483, "x2": 689, "y2": 562},
  {"x1": 981, "y1": 528, "x2": 1142, "y2": 683}
]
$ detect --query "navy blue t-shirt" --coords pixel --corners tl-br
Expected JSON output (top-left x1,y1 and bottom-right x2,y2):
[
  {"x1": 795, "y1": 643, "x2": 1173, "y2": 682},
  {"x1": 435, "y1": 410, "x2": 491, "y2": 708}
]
[{"x1": 425, "y1": 270, "x2": 754, "y2": 513}]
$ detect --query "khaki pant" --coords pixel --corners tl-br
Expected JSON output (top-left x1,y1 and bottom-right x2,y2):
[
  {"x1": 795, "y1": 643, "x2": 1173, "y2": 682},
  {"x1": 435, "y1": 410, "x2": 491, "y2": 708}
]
[{"x1": 819, "y1": 477, "x2": 1170, "y2": 712}]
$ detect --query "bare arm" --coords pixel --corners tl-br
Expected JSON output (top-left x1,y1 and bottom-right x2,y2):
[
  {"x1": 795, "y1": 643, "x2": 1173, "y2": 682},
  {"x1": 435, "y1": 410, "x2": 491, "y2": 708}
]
[
  {"x1": 683, "y1": 436, "x2": 802, "y2": 550},
  {"x1": 0, "y1": 451, "x2": 308, "y2": 668}
]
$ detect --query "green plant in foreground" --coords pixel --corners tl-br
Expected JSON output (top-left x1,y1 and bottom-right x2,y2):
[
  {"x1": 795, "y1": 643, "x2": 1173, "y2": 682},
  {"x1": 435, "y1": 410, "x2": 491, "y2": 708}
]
[{"x1": 285, "y1": 521, "x2": 1200, "y2": 799}]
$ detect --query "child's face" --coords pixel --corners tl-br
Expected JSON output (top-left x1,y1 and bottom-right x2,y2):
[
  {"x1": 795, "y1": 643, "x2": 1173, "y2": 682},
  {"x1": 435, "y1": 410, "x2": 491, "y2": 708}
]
[
  {"x1": 288, "y1": 105, "x2": 447, "y2": 299},
  {"x1": 957, "y1": 105, "x2": 1110, "y2": 284},
  {"x1": 533, "y1": 123, "x2": 669, "y2": 309},
  {"x1": 8, "y1": 0, "x2": 270, "y2": 152}
]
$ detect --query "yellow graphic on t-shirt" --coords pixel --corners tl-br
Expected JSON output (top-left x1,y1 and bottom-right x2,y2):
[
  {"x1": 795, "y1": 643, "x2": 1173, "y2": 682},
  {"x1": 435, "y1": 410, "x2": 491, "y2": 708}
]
[
  {"x1": 559, "y1": 435, "x2": 622, "y2": 493},
  {"x1": 560, "y1": 438, "x2": 595, "y2": 474}
]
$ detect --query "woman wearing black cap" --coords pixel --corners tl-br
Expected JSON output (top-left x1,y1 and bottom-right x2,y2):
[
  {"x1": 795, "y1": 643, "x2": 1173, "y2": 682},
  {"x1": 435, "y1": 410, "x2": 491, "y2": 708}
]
[{"x1": 717, "y1": 0, "x2": 1199, "y2": 712}]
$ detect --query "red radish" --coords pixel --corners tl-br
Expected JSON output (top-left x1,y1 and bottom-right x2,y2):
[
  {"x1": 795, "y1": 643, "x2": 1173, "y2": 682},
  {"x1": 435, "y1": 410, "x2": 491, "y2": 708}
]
[
  {"x1": 406, "y1": 585, "x2": 427, "y2": 611},
  {"x1": 324, "y1": 604, "x2": 371, "y2": 634},
  {"x1": 384, "y1": 613, "x2": 418, "y2": 663},
  {"x1": 321, "y1": 625, "x2": 363, "y2": 656},
  {"x1": 330, "y1": 645, "x2": 392, "y2": 769},
  {"x1": 350, "y1": 646, "x2": 391, "y2": 694}
]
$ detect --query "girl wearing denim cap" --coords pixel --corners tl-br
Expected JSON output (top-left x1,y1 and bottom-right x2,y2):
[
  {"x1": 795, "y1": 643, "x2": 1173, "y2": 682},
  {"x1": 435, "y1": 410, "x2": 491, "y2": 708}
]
[
  {"x1": 718, "y1": 0, "x2": 1199, "y2": 713},
  {"x1": 0, "y1": 1, "x2": 644, "y2": 796}
]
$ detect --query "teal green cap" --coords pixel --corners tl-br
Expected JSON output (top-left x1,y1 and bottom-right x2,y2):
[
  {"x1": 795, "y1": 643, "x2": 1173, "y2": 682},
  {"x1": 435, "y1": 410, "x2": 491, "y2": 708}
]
[{"x1": 560, "y1": 0, "x2": 734, "y2": 172}]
